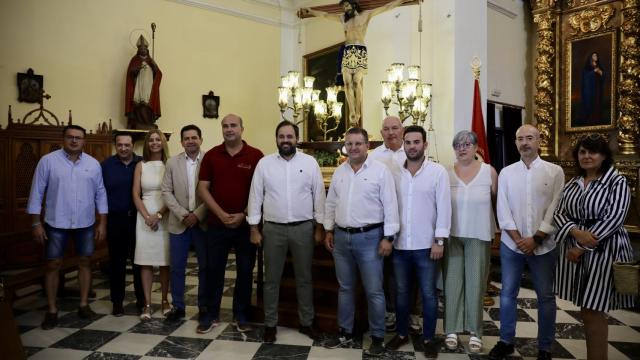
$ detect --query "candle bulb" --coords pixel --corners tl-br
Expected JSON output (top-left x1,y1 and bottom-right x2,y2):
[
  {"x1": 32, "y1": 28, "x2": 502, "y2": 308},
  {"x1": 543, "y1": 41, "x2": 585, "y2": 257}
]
[
  {"x1": 408, "y1": 65, "x2": 420, "y2": 80},
  {"x1": 303, "y1": 76, "x2": 315, "y2": 89}
]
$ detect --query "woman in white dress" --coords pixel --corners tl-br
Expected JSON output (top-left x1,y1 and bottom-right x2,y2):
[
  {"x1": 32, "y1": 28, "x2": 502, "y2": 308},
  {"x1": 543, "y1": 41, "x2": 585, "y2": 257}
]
[
  {"x1": 443, "y1": 130, "x2": 498, "y2": 353},
  {"x1": 133, "y1": 129, "x2": 170, "y2": 320}
]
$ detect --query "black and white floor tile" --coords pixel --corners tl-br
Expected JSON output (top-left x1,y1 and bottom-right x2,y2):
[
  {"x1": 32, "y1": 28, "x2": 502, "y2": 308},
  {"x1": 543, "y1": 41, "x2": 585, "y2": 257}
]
[{"x1": 13, "y1": 253, "x2": 640, "y2": 359}]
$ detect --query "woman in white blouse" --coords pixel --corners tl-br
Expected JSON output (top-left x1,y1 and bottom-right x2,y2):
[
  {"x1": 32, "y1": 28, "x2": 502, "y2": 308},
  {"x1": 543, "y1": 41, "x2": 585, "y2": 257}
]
[{"x1": 443, "y1": 130, "x2": 498, "y2": 353}]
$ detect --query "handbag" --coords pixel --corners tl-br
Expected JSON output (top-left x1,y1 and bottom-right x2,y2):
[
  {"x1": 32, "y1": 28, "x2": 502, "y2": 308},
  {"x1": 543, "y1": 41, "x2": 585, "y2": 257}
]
[{"x1": 612, "y1": 261, "x2": 640, "y2": 295}]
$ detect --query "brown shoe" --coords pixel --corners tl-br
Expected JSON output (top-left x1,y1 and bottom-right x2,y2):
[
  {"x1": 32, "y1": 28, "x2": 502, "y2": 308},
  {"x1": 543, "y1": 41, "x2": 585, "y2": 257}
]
[
  {"x1": 263, "y1": 326, "x2": 277, "y2": 343},
  {"x1": 386, "y1": 334, "x2": 409, "y2": 350},
  {"x1": 299, "y1": 325, "x2": 321, "y2": 340}
]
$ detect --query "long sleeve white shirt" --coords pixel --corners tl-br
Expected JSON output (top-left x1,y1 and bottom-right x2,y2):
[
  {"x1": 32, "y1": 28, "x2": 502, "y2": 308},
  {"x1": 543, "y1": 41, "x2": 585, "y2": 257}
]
[
  {"x1": 497, "y1": 156, "x2": 565, "y2": 255},
  {"x1": 324, "y1": 156, "x2": 399, "y2": 236},
  {"x1": 391, "y1": 159, "x2": 451, "y2": 250},
  {"x1": 247, "y1": 151, "x2": 325, "y2": 225}
]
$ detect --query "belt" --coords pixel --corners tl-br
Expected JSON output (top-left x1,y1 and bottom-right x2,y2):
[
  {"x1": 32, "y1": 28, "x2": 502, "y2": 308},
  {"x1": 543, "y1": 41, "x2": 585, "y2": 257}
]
[
  {"x1": 266, "y1": 220, "x2": 312, "y2": 227},
  {"x1": 336, "y1": 223, "x2": 383, "y2": 234}
]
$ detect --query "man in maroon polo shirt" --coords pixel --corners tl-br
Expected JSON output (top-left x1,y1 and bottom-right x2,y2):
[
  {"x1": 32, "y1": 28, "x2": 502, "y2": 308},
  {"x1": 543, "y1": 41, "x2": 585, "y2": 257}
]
[{"x1": 197, "y1": 113, "x2": 264, "y2": 333}]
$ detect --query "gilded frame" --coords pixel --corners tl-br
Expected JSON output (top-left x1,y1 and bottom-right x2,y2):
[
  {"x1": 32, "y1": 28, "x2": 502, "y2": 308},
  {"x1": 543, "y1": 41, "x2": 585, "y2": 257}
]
[{"x1": 564, "y1": 30, "x2": 617, "y2": 132}]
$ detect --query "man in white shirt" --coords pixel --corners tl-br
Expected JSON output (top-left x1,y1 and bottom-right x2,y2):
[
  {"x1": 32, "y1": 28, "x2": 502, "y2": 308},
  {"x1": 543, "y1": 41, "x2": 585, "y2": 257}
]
[
  {"x1": 490, "y1": 124, "x2": 564, "y2": 360},
  {"x1": 369, "y1": 115, "x2": 406, "y2": 166},
  {"x1": 384, "y1": 125, "x2": 451, "y2": 359},
  {"x1": 161, "y1": 125, "x2": 208, "y2": 323},
  {"x1": 248, "y1": 121, "x2": 326, "y2": 343},
  {"x1": 323, "y1": 127, "x2": 400, "y2": 356}
]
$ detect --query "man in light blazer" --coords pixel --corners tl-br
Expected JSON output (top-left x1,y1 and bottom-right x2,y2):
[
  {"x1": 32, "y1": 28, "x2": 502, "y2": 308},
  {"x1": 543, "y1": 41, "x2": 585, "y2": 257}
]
[{"x1": 162, "y1": 124, "x2": 208, "y2": 323}]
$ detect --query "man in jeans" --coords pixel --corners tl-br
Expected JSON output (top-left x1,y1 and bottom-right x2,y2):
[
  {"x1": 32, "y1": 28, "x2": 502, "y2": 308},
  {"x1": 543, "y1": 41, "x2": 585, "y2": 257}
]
[
  {"x1": 491, "y1": 124, "x2": 565, "y2": 360},
  {"x1": 162, "y1": 124, "x2": 208, "y2": 323},
  {"x1": 248, "y1": 121, "x2": 325, "y2": 343},
  {"x1": 323, "y1": 127, "x2": 399, "y2": 356},
  {"x1": 27, "y1": 125, "x2": 108, "y2": 329},
  {"x1": 384, "y1": 125, "x2": 450, "y2": 359},
  {"x1": 197, "y1": 114, "x2": 263, "y2": 333}
]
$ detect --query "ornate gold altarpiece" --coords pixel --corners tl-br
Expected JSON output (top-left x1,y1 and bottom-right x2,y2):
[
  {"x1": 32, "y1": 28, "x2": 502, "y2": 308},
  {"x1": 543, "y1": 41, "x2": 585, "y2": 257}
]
[{"x1": 532, "y1": 0, "x2": 640, "y2": 234}]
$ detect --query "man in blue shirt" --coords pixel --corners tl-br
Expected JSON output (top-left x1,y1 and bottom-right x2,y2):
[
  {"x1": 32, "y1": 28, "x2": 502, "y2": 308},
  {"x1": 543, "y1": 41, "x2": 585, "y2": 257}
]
[
  {"x1": 27, "y1": 125, "x2": 109, "y2": 330},
  {"x1": 101, "y1": 133, "x2": 144, "y2": 316}
]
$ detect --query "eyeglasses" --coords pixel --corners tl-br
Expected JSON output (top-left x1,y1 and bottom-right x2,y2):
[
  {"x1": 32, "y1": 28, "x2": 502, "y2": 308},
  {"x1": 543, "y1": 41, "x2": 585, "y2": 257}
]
[
  {"x1": 453, "y1": 142, "x2": 474, "y2": 150},
  {"x1": 64, "y1": 135, "x2": 84, "y2": 141}
]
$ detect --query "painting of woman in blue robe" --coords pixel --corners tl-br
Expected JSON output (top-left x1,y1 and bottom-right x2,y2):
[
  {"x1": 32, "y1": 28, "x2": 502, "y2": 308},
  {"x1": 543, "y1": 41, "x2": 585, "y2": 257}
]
[
  {"x1": 580, "y1": 52, "x2": 605, "y2": 125},
  {"x1": 569, "y1": 33, "x2": 614, "y2": 130}
]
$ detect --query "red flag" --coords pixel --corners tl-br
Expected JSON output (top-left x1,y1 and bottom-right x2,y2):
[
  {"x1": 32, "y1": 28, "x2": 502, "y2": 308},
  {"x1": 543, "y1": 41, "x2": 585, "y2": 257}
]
[{"x1": 471, "y1": 79, "x2": 490, "y2": 164}]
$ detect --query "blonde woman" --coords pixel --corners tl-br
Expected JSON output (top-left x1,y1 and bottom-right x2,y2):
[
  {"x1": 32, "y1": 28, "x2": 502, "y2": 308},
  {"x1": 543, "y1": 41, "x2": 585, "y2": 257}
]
[{"x1": 133, "y1": 129, "x2": 171, "y2": 320}]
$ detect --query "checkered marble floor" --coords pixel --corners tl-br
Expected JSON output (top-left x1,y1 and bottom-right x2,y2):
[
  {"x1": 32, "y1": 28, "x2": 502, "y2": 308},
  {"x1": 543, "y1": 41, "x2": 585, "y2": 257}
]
[{"x1": 12, "y1": 253, "x2": 640, "y2": 359}]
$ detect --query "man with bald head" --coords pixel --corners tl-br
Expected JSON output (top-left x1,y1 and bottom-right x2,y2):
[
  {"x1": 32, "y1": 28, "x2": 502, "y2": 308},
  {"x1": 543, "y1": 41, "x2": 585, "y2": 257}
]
[
  {"x1": 370, "y1": 116, "x2": 406, "y2": 167},
  {"x1": 490, "y1": 124, "x2": 564, "y2": 360},
  {"x1": 369, "y1": 116, "x2": 409, "y2": 332},
  {"x1": 197, "y1": 114, "x2": 263, "y2": 333}
]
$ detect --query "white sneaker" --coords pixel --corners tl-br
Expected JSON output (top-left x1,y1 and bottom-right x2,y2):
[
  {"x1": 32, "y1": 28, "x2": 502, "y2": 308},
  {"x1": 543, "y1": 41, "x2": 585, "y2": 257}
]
[
  {"x1": 385, "y1": 312, "x2": 396, "y2": 331},
  {"x1": 409, "y1": 314, "x2": 422, "y2": 334}
]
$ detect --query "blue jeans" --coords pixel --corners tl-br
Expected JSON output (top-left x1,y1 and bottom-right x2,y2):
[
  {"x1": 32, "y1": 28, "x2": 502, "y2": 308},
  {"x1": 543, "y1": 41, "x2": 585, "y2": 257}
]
[
  {"x1": 202, "y1": 224, "x2": 256, "y2": 324},
  {"x1": 45, "y1": 224, "x2": 94, "y2": 259},
  {"x1": 393, "y1": 248, "x2": 439, "y2": 340},
  {"x1": 169, "y1": 226, "x2": 206, "y2": 311},
  {"x1": 499, "y1": 243, "x2": 558, "y2": 351},
  {"x1": 333, "y1": 227, "x2": 386, "y2": 338}
]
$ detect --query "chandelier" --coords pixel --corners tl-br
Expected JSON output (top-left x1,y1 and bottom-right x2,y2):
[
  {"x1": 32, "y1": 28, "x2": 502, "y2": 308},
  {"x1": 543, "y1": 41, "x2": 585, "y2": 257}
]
[
  {"x1": 278, "y1": 71, "x2": 343, "y2": 140},
  {"x1": 380, "y1": 63, "x2": 432, "y2": 126}
]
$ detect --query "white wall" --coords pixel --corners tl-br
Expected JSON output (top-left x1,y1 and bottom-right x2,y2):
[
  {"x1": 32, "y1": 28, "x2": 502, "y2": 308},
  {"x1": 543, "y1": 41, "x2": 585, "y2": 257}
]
[
  {"x1": 487, "y1": 0, "x2": 531, "y2": 109},
  {"x1": 0, "y1": 0, "x2": 282, "y2": 155}
]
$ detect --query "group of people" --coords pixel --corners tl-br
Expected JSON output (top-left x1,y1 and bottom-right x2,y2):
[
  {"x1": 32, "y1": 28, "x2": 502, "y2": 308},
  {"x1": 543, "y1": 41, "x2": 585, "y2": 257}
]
[{"x1": 27, "y1": 114, "x2": 635, "y2": 360}]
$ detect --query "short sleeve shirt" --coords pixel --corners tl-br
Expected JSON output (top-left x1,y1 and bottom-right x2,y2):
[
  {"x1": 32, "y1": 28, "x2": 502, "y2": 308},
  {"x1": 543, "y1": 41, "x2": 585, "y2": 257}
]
[{"x1": 198, "y1": 141, "x2": 263, "y2": 226}]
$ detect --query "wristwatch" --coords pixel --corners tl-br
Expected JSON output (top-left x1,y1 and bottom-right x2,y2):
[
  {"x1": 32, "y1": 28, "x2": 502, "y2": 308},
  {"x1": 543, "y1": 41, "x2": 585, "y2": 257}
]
[
  {"x1": 382, "y1": 235, "x2": 394, "y2": 243},
  {"x1": 435, "y1": 239, "x2": 444, "y2": 246},
  {"x1": 533, "y1": 234, "x2": 544, "y2": 245},
  {"x1": 156, "y1": 212, "x2": 163, "y2": 219}
]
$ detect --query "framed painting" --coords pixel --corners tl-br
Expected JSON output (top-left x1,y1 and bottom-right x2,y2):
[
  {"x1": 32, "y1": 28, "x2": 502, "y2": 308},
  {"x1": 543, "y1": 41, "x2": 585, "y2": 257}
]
[
  {"x1": 202, "y1": 91, "x2": 220, "y2": 119},
  {"x1": 303, "y1": 42, "x2": 348, "y2": 141},
  {"x1": 565, "y1": 31, "x2": 617, "y2": 132}
]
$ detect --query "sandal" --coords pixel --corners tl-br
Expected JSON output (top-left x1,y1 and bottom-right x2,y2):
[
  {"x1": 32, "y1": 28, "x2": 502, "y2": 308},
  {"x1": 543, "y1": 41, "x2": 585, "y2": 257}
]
[
  {"x1": 140, "y1": 305, "x2": 152, "y2": 321},
  {"x1": 468, "y1": 336, "x2": 482, "y2": 353},
  {"x1": 162, "y1": 300, "x2": 171, "y2": 316},
  {"x1": 445, "y1": 333, "x2": 458, "y2": 350}
]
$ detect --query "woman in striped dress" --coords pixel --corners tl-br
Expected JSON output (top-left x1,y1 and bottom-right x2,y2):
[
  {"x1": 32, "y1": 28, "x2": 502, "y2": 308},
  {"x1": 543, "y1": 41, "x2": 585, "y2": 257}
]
[{"x1": 553, "y1": 134, "x2": 635, "y2": 360}]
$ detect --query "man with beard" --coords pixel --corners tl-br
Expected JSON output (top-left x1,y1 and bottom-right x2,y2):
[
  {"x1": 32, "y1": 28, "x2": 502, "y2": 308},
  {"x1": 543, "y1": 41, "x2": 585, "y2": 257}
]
[
  {"x1": 248, "y1": 120, "x2": 326, "y2": 343},
  {"x1": 324, "y1": 127, "x2": 399, "y2": 355},
  {"x1": 125, "y1": 35, "x2": 162, "y2": 129},
  {"x1": 300, "y1": 0, "x2": 413, "y2": 126},
  {"x1": 197, "y1": 114, "x2": 263, "y2": 333},
  {"x1": 161, "y1": 125, "x2": 208, "y2": 323},
  {"x1": 101, "y1": 133, "x2": 144, "y2": 316},
  {"x1": 385, "y1": 125, "x2": 450, "y2": 359},
  {"x1": 490, "y1": 124, "x2": 564, "y2": 360}
]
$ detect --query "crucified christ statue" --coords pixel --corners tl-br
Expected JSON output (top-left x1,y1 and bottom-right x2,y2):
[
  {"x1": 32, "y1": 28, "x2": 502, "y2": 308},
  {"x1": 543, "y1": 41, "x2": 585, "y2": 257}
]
[{"x1": 300, "y1": 0, "x2": 414, "y2": 127}]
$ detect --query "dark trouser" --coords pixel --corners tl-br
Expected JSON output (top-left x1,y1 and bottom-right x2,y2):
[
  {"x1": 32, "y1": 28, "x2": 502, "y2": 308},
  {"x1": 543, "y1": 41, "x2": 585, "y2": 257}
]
[
  {"x1": 203, "y1": 224, "x2": 256, "y2": 324},
  {"x1": 170, "y1": 226, "x2": 206, "y2": 311},
  {"x1": 107, "y1": 212, "x2": 144, "y2": 306}
]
